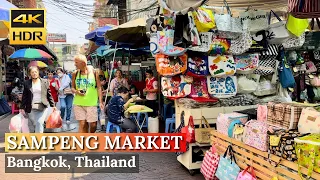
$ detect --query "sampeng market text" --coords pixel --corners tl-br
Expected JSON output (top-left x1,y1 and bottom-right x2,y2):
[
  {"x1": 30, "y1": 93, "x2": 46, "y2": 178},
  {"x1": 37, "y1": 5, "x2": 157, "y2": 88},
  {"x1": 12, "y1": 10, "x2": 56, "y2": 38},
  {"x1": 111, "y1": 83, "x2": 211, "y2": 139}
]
[{"x1": 5, "y1": 133, "x2": 187, "y2": 152}]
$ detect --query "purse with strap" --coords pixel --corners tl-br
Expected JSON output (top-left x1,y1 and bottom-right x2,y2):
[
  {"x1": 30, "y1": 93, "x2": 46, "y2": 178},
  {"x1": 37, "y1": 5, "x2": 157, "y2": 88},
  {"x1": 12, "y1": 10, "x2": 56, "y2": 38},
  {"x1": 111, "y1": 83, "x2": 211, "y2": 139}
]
[
  {"x1": 181, "y1": 116, "x2": 195, "y2": 143},
  {"x1": 195, "y1": 116, "x2": 212, "y2": 144},
  {"x1": 200, "y1": 145, "x2": 220, "y2": 180}
]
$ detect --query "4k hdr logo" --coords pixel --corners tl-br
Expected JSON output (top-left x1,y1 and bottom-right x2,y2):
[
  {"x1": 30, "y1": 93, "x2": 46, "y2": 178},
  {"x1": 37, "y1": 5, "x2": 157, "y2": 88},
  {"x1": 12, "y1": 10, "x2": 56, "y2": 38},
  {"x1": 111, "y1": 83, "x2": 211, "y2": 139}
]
[{"x1": 10, "y1": 9, "x2": 46, "y2": 45}]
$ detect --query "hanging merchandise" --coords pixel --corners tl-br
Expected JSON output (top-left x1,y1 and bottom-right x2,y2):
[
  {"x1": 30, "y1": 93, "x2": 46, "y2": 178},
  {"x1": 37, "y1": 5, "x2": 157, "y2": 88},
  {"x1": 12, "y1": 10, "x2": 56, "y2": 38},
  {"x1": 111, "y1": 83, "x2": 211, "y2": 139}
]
[
  {"x1": 305, "y1": 61, "x2": 317, "y2": 74},
  {"x1": 234, "y1": 53, "x2": 259, "y2": 74},
  {"x1": 207, "y1": 76, "x2": 237, "y2": 98},
  {"x1": 208, "y1": 55, "x2": 236, "y2": 77},
  {"x1": 150, "y1": 33, "x2": 160, "y2": 56},
  {"x1": 237, "y1": 76, "x2": 258, "y2": 94},
  {"x1": 161, "y1": 75, "x2": 191, "y2": 98},
  {"x1": 214, "y1": 0, "x2": 242, "y2": 38},
  {"x1": 254, "y1": 57, "x2": 277, "y2": 75},
  {"x1": 282, "y1": 32, "x2": 305, "y2": 50},
  {"x1": 286, "y1": 14, "x2": 309, "y2": 37},
  {"x1": 215, "y1": 145, "x2": 241, "y2": 180},
  {"x1": 157, "y1": 29, "x2": 187, "y2": 56},
  {"x1": 189, "y1": 32, "x2": 213, "y2": 52},
  {"x1": 186, "y1": 56, "x2": 209, "y2": 77},
  {"x1": 195, "y1": 116, "x2": 212, "y2": 144},
  {"x1": 200, "y1": 145, "x2": 220, "y2": 180},
  {"x1": 188, "y1": 11, "x2": 201, "y2": 46},
  {"x1": 189, "y1": 78, "x2": 210, "y2": 100},
  {"x1": 208, "y1": 38, "x2": 231, "y2": 55},
  {"x1": 253, "y1": 78, "x2": 277, "y2": 96},
  {"x1": 266, "y1": 10, "x2": 290, "y2": 44},
  {"x1": 162, "y1": 7, "x2": 175, "y2": 28},
  {"x1": 248, "y1": 30, "x2": 269, "y2": 52},
  {"x1": 295, "y1": 134, "x2": 320, "y2": 179},
  {"x1": 257, "y1": 104, "x2": 268, "y2": 121},
  {"x1": 229, "y1": 31, "x2": 252, "y2": 55},
  {"x1": 244, "y1": 120, "x2": 268, "y2": 151},
  {"x1": 155, "y1": 53, "x2": 188, "y2": 76},
  {"x1": 192, "y1": 7, "x2": 216, "y2": 32},
  {"x1": 236, "y1": 166, "x2": 257, "y2": 180},
  {"x1": 310, "y1": 76, "x2": 320, "y2": 87},
  {"x1": 240, "y1": 8, "x2": 268, "y2": 33},
  {"x1": 302, "y1": 18, "x2": 320, "y2": 49},
  {"x1": 175, "y1": 111, "x2": 189, "y2": 156},
  {"x1": 217, "y1": 112, "x2": 248, "y2": 136},
  {"x1": 298, "y1": 107, "x2": 320, "y2": 134},
  {"x1": 278, "y1": 47, "x2": 296, "y2": 88},
  {"x1": 288, "y1": 0, "x2": 320, "y2": 18},
  {"x1": 181, "y1": 116, "x2": 195, "y2": 143}
]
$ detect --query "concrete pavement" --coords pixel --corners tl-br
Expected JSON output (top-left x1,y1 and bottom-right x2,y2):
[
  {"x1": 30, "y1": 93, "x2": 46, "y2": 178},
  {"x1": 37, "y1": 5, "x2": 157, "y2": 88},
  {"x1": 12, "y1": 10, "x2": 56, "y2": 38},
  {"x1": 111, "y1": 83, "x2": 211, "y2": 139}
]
[{"x1": 0, "y1": 110, "x2": 205, "y2": 180}]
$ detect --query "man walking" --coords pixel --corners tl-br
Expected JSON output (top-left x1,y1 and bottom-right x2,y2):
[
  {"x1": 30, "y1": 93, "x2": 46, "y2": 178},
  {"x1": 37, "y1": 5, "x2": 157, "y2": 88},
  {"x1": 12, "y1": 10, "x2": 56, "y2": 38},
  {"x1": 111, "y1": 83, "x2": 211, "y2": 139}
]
[
  {"x1": 71, "y1": 54, "x2": 104, "y2": 133},
  {"x1": 143, "y1": 70, "x2": 158, "y2": 117}
]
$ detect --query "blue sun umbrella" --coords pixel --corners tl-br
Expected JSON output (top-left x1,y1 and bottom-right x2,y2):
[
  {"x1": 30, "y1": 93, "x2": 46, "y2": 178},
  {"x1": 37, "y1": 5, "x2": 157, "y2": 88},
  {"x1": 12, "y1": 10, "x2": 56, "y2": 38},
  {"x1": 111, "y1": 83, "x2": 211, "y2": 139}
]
[{"x1": 85, "y1": 25, "x2": 114, "y2": 46}]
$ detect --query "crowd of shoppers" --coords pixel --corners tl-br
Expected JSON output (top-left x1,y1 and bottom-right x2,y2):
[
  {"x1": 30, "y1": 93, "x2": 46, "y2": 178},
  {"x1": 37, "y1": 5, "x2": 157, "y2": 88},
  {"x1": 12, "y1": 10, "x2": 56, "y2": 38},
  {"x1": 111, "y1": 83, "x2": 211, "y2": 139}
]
[{"x1": 19, "y1": 54, "x2": 159, "y2": 133}]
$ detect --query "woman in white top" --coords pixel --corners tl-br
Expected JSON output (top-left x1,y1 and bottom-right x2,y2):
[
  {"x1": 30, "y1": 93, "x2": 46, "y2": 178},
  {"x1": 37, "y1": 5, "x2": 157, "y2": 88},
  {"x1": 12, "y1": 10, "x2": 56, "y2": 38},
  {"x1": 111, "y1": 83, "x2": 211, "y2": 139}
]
[
  {"x1": 20, "y1": 66, "x2": 56, "y2": 133},
  {"x1": 110, "y1": 69, "x2": 129, "y2": 96}
]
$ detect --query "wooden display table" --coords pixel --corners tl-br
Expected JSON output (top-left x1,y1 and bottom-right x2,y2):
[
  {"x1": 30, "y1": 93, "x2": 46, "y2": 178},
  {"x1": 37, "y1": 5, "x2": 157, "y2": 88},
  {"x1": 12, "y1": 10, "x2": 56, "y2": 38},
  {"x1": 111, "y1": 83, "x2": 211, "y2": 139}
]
[
  {"x1": 174, "y1": 100, "x2": 256, "y2": 175},
  {"x1": 211, "y1": 130, "x2": 320, "y2": 180}
]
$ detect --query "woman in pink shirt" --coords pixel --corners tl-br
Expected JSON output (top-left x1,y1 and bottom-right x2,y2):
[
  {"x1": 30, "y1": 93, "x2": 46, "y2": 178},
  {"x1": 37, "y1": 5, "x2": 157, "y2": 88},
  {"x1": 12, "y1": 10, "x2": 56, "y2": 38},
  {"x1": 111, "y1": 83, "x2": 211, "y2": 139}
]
[{"x1": 110, "y1": 69, "x2": 129, "y2": 96}]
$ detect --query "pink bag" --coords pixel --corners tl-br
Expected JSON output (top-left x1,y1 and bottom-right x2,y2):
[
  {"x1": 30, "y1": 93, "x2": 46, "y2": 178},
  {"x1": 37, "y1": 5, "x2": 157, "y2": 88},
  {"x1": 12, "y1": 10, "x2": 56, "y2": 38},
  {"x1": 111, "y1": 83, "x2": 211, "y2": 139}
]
[
  {"x1": 200, "y1": 145, "x2": 220, "y2": 180},
  {"x1": 257, "y1": 104, "x2": 267, "y2": 121},
  {"x1": 217, "y1": 112, "x2": 248, "y2": 136},
  {"x1": 244, "y1": 120, "x2": 268, "y2": 151},
  {"x1": 310, "y1": 76, "x2": 320, "y2": 87},
  {"x1": 189, "y1": 78, "x2": 211, "y2": 101},
  {"x1": 236, "y1": 166, "x2": 257, "y2": 180},
  {"x1": 46, "y1": 110, "x2": 62, "y2": 129},
  {"x1": 9, "y1": 113, "x2": 29, "y2": 133}
]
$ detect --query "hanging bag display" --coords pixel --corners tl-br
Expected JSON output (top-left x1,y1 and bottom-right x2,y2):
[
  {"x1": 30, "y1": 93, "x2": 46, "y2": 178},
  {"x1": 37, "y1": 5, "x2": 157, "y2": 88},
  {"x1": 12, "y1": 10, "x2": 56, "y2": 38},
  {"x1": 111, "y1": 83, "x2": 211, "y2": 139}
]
[
  {"x1": 248, "y1": 30, "x2": 269, "y2": 52},
  {"x1": 240, "y1": 8, "x2": 268, "y2": 32},
  {"x1": 229, "y1": 31, "x2": 253, "y2": 55},
  {"x1": 195, "y1": 116, "x2": 212, "y2": 144},
  {"x1": 181, "y1": 116, "x2": 195, "y2": 143},
  {"x1": 286, "y1": 14, "x2": 309, "y2": 37},
  {"x1": 236, "y1": 166, "x2": 257, "y2": 180},
  {"x1": 288, "y1": 0, "x2": 320, "y2": 18},
  {"x1": 295, "y1": 134, "x2": 320, "y2": 179},
  {"x1": 298, "y1": 107, "x2": 320, "y2": 134},
  {"x1": 189, "y1": 32, "x2": 213, "y2": 52},
  {"x1": 207, "y1": 76, "x2": 237, "y2": 98},
  {"x1": 200, "y1": 145, "x2": 220, "y2": 180},
  {"x1": 215, "y1": 145, "x2": 241, "y2": 180},
  {"x1": 278, "y1": 47, "x2": 296, "y2": 88},
  {"x1": 155, "y1": 53, "x2": 188, "y2": 76},
  {"x1": 208, "y1": 38, "x2": 231, "y2": 55},
  {"x1": 185, "y1": 56, "x2": 209, "y2": 77},
  {"x1": 189, "y1": 77, "x2": 211, "y2": 100},
  {"x1": 174, "y1": 111, "x2": 189, "y2": 156},
  {"x1": 192, "y1": 7, "x2": 216, "y2": 32},
  {"x1": 161, "y1": 75, "x2": 191, "y2": 99},
  {"x1": 208, "y1": 55, "x2": 236, "y2": 77},
  {"x1": 266, "y1": 10, "x2": 290, "y2": 44},
  {"x1": 234, "y1": 53, "x2": 259, "y2": 74}
]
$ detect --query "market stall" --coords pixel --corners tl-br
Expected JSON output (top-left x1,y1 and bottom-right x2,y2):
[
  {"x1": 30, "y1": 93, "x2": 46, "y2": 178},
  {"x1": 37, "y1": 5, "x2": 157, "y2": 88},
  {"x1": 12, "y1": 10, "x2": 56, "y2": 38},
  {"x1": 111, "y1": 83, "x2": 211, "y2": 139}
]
[{"x1": 151, "y1": 0, "x2": 320, "y2": 178}]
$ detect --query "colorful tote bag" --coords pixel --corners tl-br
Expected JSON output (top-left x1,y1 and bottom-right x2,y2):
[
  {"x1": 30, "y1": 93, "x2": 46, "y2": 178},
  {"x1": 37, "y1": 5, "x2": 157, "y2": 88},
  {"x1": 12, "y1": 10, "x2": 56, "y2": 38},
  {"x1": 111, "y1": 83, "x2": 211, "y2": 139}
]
[
  {"x1": 295, "y1": 134, "x2": 320, "y2": 179},
  {"x1": 189, "y1": 78, "x2": 210, "y2": 99},
  {"x1": 269, "y1": 129, "x2": 301, "y2": 162},
  {"x1": 207, "y1": 76, "x2": 237, "y2": 98},
  {"x1": 155, "y1": 53, "x2": 188, "y2": 76},
  {"x1": 217, "y1": 112, "x2": 248, "y2": 136},
  {"x1": 236, "y1": 166, "x2": 257, "y2": 180},
  {"x1": 298, "y1": 107, "x2": 320, "y2": 134},
  {"x1": 208, "y1": 38, "x2": 231, "y2": 55},
  {"x1": 161, "y1": 75, "x2": 191, "y2": 98},
  {"x1": 234, "y1": 54, "x2": 259, "y2": 74},
  {"x1": 208, "y1": 55, "x2": 236, "y2": 77},
  {"x1": 244, "y1": 120, "x2": 268, "y2": 151},
  {"x1": 200, "y1": 145, "x2": 220, "y2": 180},
  {"x1": 186, "y1": 56, "x2": 208, "y2": 77},
  {"x1": 215, "y1": 145, "x2": 240, "y2": 180}
]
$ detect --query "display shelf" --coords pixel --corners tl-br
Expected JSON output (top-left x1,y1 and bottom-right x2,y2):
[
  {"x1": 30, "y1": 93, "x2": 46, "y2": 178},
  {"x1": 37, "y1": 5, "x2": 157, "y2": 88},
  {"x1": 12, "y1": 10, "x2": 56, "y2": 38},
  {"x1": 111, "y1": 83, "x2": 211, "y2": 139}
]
[
  {"x1": 174, "y1": 100, "x2": 257, "y2": 175},
  {"x1": 211, "y1": 130, "x2": 320, "y2": 180}
]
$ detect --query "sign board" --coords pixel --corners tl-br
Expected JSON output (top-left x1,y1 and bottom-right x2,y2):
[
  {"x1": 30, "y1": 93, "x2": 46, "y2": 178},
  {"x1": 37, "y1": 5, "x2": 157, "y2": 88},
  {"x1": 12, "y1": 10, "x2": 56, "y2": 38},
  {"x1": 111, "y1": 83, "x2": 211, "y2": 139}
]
[
  {"x1": 47, "y1": 33, "x2": 66, "y2": 42},
  {"x1": 10, "y1": 9, "x2": 46, "y2": 45}
]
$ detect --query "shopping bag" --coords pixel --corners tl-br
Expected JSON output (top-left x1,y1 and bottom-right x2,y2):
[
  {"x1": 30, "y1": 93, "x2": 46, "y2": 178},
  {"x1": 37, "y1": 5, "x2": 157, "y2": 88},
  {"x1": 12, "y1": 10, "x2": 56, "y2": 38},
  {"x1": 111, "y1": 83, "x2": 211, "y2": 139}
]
[
  {"x1": 192, "y1": 7, "x2": 216, "y2": 32},
  {"x1": 298, "y1": 107, "x2": 320, "y2": 134},
  {"x1": 195, "y1": 116, "x2": 212, "y2": 144},
  {"x1": 9, "y1": 113, "x2": 23, "y2": 133},
  {"x1": 46, "y1": 110, "x2": 62, "y2": 129},
  {"x1": 215, "y1": 145, "x2": 241, "y2": 180},
  {"x1": 200, "y1": 145, "x2": 220, "y2": 180},
  {"x1": 181, "y1": 116, "x2": 195, "y2": 143},
  {"x1": 240, "y1": 8, "x2": 268, "y2": 32},
  {"x1": 286, "y1": 14, "x2": 309, "y2": 37},
  {"x1": 266, "y1": 10, "x2": 289, "y2": 44},
  {"x1": 21, "y1": 114, "x2": 29, "y2": 133},
  {"x1": 236, "y1": 166, "x2": 257, "y2": 180}
]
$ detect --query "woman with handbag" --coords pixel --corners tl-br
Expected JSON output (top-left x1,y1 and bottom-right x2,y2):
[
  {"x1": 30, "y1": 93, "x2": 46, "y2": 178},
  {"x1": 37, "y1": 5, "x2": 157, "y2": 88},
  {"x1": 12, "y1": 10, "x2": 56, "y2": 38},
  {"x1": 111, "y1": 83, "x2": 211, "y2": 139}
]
[
  {"x1": 20, "y1": 66, "x2": 56, "y2": 133},
  {"x1": 57, "y1": 68, "x2": 73, "y2": 124}
]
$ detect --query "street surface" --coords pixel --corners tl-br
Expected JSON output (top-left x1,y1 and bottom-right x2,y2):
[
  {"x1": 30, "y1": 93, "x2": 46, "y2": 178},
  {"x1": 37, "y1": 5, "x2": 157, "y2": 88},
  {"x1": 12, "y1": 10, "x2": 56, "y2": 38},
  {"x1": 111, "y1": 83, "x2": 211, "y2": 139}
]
[{"x1": 0, "y1": 103, "x2": 204, "y2": 180}]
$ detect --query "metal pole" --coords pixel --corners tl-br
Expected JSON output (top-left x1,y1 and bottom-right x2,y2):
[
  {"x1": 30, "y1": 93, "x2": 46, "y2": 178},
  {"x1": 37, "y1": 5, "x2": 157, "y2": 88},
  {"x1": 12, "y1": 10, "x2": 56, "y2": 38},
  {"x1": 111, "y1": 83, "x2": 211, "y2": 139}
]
[{"x1": 104, "y1": 42, "x2": 118, "y2": 105}]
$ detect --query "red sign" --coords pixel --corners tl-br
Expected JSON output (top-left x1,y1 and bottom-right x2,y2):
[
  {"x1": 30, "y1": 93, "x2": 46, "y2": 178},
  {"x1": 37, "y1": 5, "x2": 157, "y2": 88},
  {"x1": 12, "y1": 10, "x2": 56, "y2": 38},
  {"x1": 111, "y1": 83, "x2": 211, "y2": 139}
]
[{"x1": 98, "y1": 18, "x2": 118, "y2": 27}]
